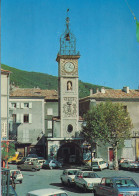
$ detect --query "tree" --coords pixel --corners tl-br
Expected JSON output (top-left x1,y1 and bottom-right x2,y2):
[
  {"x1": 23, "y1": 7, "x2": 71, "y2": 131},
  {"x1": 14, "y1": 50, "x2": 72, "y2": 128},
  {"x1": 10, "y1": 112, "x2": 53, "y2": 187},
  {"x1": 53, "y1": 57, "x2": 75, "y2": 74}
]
[
  {"x1": 1, "y1": 142, "x2": 16, "y2": 167},
  {"x1": 82, "y1": 101, "x2": 133, "y2": 170}
]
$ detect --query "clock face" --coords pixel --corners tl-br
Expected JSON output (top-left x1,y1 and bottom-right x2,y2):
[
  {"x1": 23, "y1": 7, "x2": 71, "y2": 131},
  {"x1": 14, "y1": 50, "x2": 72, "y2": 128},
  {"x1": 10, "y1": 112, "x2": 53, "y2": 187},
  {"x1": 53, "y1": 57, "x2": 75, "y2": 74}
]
[{"x1": 64, "y1": 62, "x2": 74, "y2": 72}]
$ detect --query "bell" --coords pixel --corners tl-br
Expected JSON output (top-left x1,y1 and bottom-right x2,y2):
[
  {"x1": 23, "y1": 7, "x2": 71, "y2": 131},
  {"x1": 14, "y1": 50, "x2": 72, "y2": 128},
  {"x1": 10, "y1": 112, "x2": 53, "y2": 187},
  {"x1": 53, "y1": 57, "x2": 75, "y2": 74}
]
[{"x1": 65, "y1": 33, "x2": 70, "y2": 41}]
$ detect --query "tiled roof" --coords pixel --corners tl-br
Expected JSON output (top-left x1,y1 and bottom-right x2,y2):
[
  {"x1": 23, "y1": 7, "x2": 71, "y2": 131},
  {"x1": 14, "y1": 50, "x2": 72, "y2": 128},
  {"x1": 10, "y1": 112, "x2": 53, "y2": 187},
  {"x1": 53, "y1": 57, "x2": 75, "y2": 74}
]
[
  {"x1": 10, "y1": 88, "x2": 58, "y2": 100},
  {"x1": 1, "y1": 69, "x2": 11, "y2": 74},
  {"x1": 80, "y1": 89, "x2": 139, "y2": 100}
]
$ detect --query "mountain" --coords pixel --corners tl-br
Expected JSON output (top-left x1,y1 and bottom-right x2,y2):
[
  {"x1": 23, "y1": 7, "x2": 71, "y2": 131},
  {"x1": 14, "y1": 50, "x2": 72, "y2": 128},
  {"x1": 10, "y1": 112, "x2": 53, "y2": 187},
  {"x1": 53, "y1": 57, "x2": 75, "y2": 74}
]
[{"x1": 1, "y1": 64, "x2": 112, "y2": 98}]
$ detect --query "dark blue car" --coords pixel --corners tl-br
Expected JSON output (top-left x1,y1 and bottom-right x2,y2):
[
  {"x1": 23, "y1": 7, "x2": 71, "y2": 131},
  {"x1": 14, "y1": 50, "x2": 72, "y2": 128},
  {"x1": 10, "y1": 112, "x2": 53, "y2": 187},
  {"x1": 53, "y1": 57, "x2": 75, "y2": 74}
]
[{"x1": 94, "y1": 177, "x2": 139, "y2": 196}]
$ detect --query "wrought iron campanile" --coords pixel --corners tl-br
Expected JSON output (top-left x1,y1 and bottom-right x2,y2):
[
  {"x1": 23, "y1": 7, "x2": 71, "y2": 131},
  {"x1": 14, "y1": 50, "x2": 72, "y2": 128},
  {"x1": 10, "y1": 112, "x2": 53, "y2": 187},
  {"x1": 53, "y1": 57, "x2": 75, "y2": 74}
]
[{"x1": 59, "y1": 17, "x2": 79, "y2": 56}]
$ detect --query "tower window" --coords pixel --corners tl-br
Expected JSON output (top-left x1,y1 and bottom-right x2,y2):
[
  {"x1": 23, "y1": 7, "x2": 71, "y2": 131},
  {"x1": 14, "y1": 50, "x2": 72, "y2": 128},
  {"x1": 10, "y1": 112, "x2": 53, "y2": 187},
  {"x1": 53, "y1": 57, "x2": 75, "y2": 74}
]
[
  {"x1": 67, "y1": 124, "x2": 73, "y2": 133},
  {"x1": 67, "y1": 81, "x2": 72, "y2": 91}
]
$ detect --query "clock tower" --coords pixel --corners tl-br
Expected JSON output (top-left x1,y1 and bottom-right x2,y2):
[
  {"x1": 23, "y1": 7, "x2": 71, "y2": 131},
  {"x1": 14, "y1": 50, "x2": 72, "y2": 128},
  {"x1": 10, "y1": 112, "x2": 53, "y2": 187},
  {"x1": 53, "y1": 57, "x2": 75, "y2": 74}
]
[{"x1": 56, "y1": 16, "x2": 80, "y2": 138}]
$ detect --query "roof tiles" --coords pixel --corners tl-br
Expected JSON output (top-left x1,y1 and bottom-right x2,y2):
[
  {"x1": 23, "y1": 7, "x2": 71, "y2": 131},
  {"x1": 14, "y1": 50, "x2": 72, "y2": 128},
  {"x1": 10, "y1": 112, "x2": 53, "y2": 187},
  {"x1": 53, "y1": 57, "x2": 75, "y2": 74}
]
[{"x1": 10, "y1": 88, "x2": 58, "y2": 100}]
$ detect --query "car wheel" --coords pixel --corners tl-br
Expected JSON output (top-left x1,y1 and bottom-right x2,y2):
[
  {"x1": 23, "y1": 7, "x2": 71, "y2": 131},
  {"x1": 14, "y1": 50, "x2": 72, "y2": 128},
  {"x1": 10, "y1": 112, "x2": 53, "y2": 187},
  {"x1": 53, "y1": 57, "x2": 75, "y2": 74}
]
[
  {"x1": 94, "y1": 191, "x2": 98, "y2": 196},
  {"x1": 61, "y1": 179, "x2": 65, "y2": 185},
  {"x1": 83, "y1": 185, "x2": 87, "y2": 192},
  {"x1": 19, "y1": 180, "x2": 22, "y2": 184},
  {"x1": 75, "y1": 183, "x2": 78, "y2": 189},
  {"x1": 32, "y1": 168, "x2": 36, "y2": 172},
  {"x1": 68, "y1": 180, "x2": 71, "y2": 187}
]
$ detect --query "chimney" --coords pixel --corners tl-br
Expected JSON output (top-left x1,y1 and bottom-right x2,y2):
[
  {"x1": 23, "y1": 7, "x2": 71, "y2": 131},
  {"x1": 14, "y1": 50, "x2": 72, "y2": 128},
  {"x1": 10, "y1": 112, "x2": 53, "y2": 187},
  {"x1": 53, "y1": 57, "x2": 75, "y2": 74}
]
[
  {"x1": 101, "y1": 87, "x2": 105, "y2": 94},
  {"x1": 123, "y1": 86, "x2": 130, "y2": 93},
  {"x1": 90, "y1": 89, "x2": 93, "y2": 95}
]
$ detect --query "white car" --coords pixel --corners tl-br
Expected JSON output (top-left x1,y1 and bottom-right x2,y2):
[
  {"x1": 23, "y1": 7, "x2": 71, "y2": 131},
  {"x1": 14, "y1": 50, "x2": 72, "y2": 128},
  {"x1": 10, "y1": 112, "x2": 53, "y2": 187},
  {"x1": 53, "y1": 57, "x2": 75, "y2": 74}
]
[
  {"x1": 26, "y1": 188, "x2": 68, "y2": 196},
  {"x1": 38, "y1": 160, "x2": 46, "y2": 168},
  {"x1": 74, "y1": 170, "x2": 102, "y2": 192},
  {"x1": 60, "y1": 169, "x2": 80, "y2": 186},
  {"x1": 25, "y1": 158, "x2": 39, "y2": 163},
  {"x1": 92, "y1": 158, "x2": 108, "y2": 171},
  {"x1": 10, "y1": 169, "x2": 23, "y2": 184}
]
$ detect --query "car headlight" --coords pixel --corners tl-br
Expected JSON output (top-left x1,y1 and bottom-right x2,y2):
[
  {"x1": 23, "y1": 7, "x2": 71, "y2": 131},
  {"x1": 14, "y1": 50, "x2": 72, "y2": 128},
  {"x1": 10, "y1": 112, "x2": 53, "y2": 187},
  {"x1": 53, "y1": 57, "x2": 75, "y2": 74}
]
[{"x1": 87, "y1": 183, "x2": 93, "y2": 187}]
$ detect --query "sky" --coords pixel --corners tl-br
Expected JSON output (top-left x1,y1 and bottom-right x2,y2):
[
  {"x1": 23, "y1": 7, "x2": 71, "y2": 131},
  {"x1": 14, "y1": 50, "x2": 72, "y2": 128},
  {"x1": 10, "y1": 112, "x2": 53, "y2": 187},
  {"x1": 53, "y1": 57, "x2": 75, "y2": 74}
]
[{"x1": 1, "y1": 0, "x2": 139, "y2": 90}]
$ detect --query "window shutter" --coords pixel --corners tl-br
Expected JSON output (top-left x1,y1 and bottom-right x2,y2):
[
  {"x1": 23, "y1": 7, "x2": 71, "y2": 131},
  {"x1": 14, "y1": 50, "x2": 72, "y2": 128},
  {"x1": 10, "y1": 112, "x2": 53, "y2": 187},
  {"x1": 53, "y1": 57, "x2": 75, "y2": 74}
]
[
  {"x1": 29, "y1": 114, "x2": 32, "y2": 123},
  {"x1": 20, "y1": 114, "x2": 23, "y2": 123},
  {"x1": 47, "y1": 108, "x2": 53, "y2": 115},
  {"x1": 29, "y1": 102, "x2": 32, "y2": 108},
  {"x1": 47, "y1": 121, "x2": 52, "y2": 129},
  {"x1": 16, "y1": 114, "x2": 19, "y2": 123},
  {"x1": 17, "y1": 103, "x2": 20, "y2": 108},
  {"x1": 21, "y1": 103, "x2": 24, "y2": 109}
]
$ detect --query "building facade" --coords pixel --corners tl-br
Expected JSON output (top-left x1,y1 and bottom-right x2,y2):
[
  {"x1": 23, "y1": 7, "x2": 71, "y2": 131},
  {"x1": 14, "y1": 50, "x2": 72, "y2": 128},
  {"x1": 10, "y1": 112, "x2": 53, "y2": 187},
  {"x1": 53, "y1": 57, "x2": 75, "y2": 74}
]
[
  {"x1": 1, "y1": 69, "x2": 10, "y2": 141},
  {"x1": 9, "y1": 88, "x2": 58, "y2": 157},
  {"x1": 79, "y1": 87, "x2": 139, "y2": 162}
]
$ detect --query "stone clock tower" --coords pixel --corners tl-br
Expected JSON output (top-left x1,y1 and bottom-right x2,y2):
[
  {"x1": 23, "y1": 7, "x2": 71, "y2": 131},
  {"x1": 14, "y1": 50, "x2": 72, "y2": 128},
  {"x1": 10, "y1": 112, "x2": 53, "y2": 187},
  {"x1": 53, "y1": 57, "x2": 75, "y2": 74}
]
[{"x1": 56, "y1": 16, "x2": 80, "y2": 138}]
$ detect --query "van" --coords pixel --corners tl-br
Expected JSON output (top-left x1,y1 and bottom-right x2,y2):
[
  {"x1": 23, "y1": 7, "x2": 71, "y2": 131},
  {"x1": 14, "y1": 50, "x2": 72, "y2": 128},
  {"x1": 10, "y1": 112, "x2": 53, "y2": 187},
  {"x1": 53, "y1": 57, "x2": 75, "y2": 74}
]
[{"x1": 92, "y1": 158, "x2": 109, "y2": 171}]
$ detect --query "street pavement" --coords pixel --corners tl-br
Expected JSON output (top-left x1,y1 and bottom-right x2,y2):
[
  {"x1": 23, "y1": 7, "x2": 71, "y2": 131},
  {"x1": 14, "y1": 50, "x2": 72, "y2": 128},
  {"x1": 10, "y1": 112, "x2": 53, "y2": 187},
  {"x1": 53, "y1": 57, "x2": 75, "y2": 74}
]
[{"x1": 9, "y1": 164, "x2": 139, "y2": 196}]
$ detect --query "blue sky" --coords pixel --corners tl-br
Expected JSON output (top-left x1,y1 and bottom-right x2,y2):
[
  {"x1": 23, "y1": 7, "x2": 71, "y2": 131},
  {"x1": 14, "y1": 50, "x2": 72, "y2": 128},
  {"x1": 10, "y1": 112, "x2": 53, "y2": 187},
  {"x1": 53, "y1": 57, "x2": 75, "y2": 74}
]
[{"x1": 1, "y1": 0, "x2": 139, "y2": 89}]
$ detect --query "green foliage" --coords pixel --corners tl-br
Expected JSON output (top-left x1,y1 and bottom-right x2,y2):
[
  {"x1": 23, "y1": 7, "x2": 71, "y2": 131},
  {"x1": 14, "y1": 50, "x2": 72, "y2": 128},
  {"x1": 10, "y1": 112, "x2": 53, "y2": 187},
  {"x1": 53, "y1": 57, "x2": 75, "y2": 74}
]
[
  {"x1": 1, "y1": 64, "x2": 111, "y2": 98},
  {"x1": 1, "y1": 142, "x2": 16, "y2": 161},
  {"x1": 82, "y1": 101, "x2": 133, "y2": 169},
  {"x1": 82, "y1": 101, "x2": 133, "y2": 146}
]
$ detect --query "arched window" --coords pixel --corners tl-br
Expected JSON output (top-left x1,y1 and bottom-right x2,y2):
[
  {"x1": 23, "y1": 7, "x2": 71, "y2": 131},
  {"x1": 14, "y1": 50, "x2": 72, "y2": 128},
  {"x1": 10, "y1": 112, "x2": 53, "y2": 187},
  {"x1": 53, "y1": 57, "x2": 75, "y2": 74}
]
[
  {"x1": 67, "y1": 124, "x2": 73, "y2": 133},
  {"x1": 67, "y1": 81, "x2": 72, "y2": 91}
]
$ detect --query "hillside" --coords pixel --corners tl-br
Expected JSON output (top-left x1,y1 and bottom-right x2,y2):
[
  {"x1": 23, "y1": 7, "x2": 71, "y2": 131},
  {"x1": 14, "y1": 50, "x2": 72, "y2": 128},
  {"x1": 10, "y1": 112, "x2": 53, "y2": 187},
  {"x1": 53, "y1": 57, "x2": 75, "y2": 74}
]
[{"x1": 1, "y1": 64, "x2": 111, "y2": 98}]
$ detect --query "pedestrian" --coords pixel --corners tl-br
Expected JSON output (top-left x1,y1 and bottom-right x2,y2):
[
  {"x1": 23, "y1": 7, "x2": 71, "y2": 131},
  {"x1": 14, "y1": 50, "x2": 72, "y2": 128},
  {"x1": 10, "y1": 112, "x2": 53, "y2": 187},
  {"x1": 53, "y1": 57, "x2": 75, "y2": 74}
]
[{"x1": 11, "y1": 171, "x2": 16, "y2": 190}]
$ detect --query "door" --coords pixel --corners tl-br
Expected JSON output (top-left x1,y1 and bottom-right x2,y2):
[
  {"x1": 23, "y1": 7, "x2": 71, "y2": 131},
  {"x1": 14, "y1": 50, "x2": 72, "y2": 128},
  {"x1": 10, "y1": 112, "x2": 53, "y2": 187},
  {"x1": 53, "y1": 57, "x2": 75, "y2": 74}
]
[{"x1": 109, "y1": 148, "x2": 114, "y2": 162}]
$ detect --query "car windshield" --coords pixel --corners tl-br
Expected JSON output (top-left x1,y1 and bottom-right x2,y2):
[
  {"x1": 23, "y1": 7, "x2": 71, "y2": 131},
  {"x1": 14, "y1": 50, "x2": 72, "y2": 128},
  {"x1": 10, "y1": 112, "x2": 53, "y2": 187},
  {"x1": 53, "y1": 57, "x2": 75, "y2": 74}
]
[
  {"x1": 45, "y1": 160, "x2": 50, "y2": 164},
  {"x1": 68, "y1": 170, "x2": 78, "y2": 175},
  {"x1": 83, "y1": 172, "x2": 99, "y2": 178},
  {"x1": 115, "y1": 179, "x2": 138, "y2": 188},
  {"x1": 92, "y1": 162, "x2": 98, "y2": 166}
]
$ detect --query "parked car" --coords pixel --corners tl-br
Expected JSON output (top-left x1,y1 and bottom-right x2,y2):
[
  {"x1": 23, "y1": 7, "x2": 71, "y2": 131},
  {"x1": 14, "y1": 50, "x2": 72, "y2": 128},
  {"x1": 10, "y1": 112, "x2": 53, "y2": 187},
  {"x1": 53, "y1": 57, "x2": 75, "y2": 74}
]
[
  {"x1": 42, "y1": 160, "x2": 62, "y2": 169},
  {"x1": 16, "y1": 156, "x2": 24, "y2": 164},
  {"x1": 10, "y1": 169, "x2": 23, "y2": 184},
  {"x1": 92, "y1": 158, "x2": 109, "y2": 171},
  {"x1": 37, "y1": 157, "x2": 45, "y2": 160},
  {"x1": 60, "y1": 169, "x2": 80, "y2": 186},
  {"x1": 26, "y1": 188, "x2": 68, "y2": 196},
  {"x1": 8, "y1": 152, "x2": 20, "y2": 164},
  {"x1": 94, "y1": 177, "x2": 139, "y2": 196},
  {"x1": 74, "y1": 170, "x2": 101, "y2": 192},
  {"x1": 17, "y1": 161, "x2": 41, "y2": 171},
  {"x1": 25, "y1": 158, "x2": 39, "y2": 163},
  {"x1": 16, "y1": 157, "x2": 27, "y2": 165},
  {"x1": 27, "y1": 154, "x2": 38, "y2": 158},
  {"x1": 38, "y1": 160, "x2": 46, "y2": 168},
  {"x1": 119, "y1": 160, "x2": 139, "y2": 171}
]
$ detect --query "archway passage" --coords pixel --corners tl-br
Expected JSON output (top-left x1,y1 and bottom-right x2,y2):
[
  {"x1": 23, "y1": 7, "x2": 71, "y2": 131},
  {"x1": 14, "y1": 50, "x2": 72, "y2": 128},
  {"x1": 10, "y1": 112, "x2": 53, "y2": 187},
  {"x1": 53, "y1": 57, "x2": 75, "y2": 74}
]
[{"x1": 57, "y1": 142, "x2": 83, "y2": 164}]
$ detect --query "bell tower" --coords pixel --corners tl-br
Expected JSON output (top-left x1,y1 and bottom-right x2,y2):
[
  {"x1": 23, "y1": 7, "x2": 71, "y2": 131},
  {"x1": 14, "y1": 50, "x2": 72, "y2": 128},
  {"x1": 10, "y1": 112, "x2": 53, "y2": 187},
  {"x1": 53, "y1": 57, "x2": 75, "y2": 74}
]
[{"x1": 56, "y1": 16, "x2": 80, "y2": 138}]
